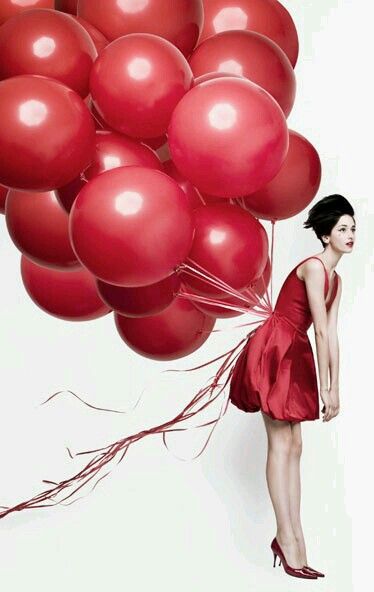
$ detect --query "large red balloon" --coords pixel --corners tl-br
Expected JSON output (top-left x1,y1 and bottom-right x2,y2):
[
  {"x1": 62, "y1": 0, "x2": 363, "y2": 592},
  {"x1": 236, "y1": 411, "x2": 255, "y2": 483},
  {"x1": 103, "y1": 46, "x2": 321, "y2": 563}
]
[
  {"x1": 0, "y1": 0, "x2": 53, "y2": 26},
  {"x1": 0, "y1": 184, "x2": 8, "y2": 214},
  {"x1": 56, "y1": 0, "x2": 77, "y2": 14},
  {"x1": 21, "y1": 255, "x2": 111, "y2": 321},
  {"x1": 90, "y1": 34, "x2": 193, "y2": 139},
  {"x1": 73, "y1": 16, "x2": 108, "y2": 54},
  {"x1": 69, "y1": 166, "x2": 195, "y2": 287},
  {"x1": 181, "y1": 203, "x2": 268, "y2": 298},
  {"x1": 114, "y1": 296, "x2": 215, "y2": 360},
  {"x1": 242, "y1": 130, "x2": 322, "y2": 220},
  {"x1": 0, "y1": 9, "x2": 97, "y2": 98},
  {"x1": 168, "y1": 76, "x2": 289, "y2": 197},
  {"x1": 5, "y1": 189, "x2": 79, "y2": 269},
  {"x1": 96, "y1": 273, "x2": 181, "y2": 318},
  {"x1": 189, "y1": 30, "x2": 296, "y2": 117},
  {"x1": 78, "y1": 0, "x2": 203, "y2": 57},
  {"x1": 56, "y1": 130, "x2": 163, "y2": 212},
  {"x1": 0, "y1": 75, "x2": 95, "y2": 191},
  {"x1": 163, "y1": 159, "x2": 203, "y2": 210},
  {"x1": 199, "y1": 0, "x2": 299, "y2": 68}
]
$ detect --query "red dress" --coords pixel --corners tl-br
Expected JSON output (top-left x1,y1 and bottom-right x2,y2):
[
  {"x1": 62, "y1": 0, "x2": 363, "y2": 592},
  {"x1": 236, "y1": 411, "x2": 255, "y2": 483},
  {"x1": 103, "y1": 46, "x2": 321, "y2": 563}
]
[{"x1": 229, "y1": 256, "x2": 339, "y2": 422}]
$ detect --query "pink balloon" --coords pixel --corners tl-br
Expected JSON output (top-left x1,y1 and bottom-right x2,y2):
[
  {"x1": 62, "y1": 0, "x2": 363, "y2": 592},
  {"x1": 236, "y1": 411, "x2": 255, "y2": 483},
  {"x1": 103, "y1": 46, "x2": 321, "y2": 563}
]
[
  {"x1": 242, "y1": 130, "x2": 322, "y2": 220},
  {"x1": 168, "y1": 76, "x2": 289, "y2": 197},
  {"x1": 163, "y1": 159, "x2": 203, "y2": 209},
  {"x1": 78, "y1": 0, "x2": 203, "y2": 57},
  {"x1": 96, "y1": 272, "x2": 181, "y2": 317},
  {"x1": 189, "y1": 30, "x2": 296, "y2": 117},
  {"x1": 199, "y1": 0, "x2": 299, "y2": 68},
  {"x1": 0, "y1": 9, "x2": 97, "y2": 98},
  {"x1": 0, "y1": 75, "x2": 96, "y2": 191},
  {"x1": 69, "y1": 166, "x2": 195, "y2": 286},
  {"x1": 0, "y1": 184, "x2": 8, "y2": 214},
  {"x1": 180, "y1": 203, "x2": 268, "y2": 298},
  {"x1": 73, "y1": 16, "x2": 109, "y2": 54},
  {"x1": 6, "y1": 189, "x2": 79, "y2": 269},
  {"x1": 89, "y1": 34, "x2": 193, "y2": 138},
  {"x1": 0, "y1": 0, "x2": 54, "y2": 26},
  {"x1": 114, "y1": 295, "x2": 215, "y2": 360},
  {"x1": 21, "y1": 255, "x2": 111, "y2": 321}
]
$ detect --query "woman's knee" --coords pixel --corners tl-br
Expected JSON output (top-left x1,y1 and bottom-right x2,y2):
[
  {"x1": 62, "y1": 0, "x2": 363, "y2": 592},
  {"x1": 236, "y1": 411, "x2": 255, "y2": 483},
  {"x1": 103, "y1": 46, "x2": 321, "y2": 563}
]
[{"x1": 290, "y1": 424, "x2": 303, "y2": 456}]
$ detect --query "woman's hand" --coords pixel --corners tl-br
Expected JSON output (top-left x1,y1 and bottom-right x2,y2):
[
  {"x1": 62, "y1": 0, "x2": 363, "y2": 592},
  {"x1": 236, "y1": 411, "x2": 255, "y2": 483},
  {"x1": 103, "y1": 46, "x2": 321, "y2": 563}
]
[{"x1": 321, "y1": 386, "x2": 340, "y2": 422}]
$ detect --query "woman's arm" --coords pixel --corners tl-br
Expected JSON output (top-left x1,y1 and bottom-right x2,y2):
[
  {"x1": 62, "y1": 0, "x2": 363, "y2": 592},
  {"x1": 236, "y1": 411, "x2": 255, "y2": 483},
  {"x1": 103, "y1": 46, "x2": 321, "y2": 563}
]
[
  {"x1": 303, "y1": 259, "x2": 330, "y2": 394},
  {"x1": 327, "y1": 274, "x2": 342, "y2": 408}
]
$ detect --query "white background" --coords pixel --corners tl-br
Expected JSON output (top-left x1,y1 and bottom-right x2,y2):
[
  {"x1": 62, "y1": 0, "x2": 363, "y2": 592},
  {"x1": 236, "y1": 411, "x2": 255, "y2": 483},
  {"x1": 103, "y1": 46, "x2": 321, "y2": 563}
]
[{"x1": 0, "y1": 1, "x2": 372, "y2": 591}]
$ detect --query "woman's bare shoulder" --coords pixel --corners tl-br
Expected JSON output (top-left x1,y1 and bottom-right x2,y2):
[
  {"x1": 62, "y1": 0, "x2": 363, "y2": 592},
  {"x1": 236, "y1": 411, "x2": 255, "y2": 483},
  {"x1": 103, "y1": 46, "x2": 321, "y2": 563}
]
[{"x1": 295, "y1": 257, "x2": 325, "y2": 282}]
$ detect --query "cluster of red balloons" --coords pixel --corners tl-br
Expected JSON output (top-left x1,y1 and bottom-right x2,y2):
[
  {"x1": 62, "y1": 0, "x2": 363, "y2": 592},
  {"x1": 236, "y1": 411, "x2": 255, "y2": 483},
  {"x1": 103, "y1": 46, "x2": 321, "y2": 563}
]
[{"x1": 0, "y1": 0, "x2": 321, "y2": 360}]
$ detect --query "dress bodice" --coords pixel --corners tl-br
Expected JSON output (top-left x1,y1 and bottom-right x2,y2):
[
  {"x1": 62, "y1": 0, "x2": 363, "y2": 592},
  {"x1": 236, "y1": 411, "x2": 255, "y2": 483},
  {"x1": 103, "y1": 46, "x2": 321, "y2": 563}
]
[{"x1": 273, "y1": 256, "x2": 339, "y2": 333}]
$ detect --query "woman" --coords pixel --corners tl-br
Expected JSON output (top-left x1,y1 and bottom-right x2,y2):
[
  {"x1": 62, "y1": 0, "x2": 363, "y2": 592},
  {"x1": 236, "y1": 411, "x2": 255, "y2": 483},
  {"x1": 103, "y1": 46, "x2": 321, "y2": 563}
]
[{"x1": 229, "y1": 194, "x2": 356, "y2": 579}]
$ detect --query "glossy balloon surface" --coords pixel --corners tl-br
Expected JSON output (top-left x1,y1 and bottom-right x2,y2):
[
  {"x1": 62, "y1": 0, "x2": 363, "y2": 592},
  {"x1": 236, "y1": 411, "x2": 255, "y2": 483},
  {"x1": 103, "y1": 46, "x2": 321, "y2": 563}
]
[
  {"x1": 0, "y1": 9, "x2": 97, "y2": 97},
  {"x1": 243, "y1": 130, "x2": 322, "y2": 220},
  {"x1": 90, "y1": 34, "x2": 193, "y2": 138},
  {"x1": 168, "y1": 77, "x2": 289, "y2": 197},
  {"x1": 0, "y1": 0, "x2": 53, "y2": 26},
  {"x1": 78, "y1": 0, "x2": 203, "y2": 56},
  {"x1": 0, "y1": 75, "x2": 96, "y2": 191},
  {"x1": 21, "y1": 255, "x2": 111, "y2": 321},
  {"x1": 199, "y1": 0, "x2": 299, "y2": 67},
  {"x1": 189, "y1": 30, "x2": 296, "y2": 117},
  {"x1": 69, "y1": 166, "x2": 195, "y2": 286},
  {"x1": 114, "y1": 296, "x2": 215, "y2": 360},
  {"x1": 6, "y1": 189, "x2": 79, "y2": 268}
]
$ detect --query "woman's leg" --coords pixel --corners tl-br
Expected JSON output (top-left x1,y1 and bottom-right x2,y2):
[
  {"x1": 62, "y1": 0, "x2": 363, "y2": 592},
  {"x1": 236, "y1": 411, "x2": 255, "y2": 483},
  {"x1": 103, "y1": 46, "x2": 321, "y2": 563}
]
[
  {"x1": 261, "y1": 411, "x2": 303, "y2": 568},
  {"x1": 289, "y1": 421, "x2": 308, "y2": 566}
]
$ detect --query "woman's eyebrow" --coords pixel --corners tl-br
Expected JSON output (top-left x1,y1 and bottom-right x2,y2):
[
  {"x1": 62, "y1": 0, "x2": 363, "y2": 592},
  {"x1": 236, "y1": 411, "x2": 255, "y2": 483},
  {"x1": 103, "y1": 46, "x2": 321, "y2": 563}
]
[{"x1": 338, "y1": 224, "x2": 356, "y2": 228}]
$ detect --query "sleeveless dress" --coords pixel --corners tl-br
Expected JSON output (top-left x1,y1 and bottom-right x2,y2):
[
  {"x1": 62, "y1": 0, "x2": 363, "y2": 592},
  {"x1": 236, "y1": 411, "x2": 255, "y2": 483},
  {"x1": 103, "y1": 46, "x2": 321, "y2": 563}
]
[{"x1": 229, "y1": 256, "x2": 339, "y2": 422}]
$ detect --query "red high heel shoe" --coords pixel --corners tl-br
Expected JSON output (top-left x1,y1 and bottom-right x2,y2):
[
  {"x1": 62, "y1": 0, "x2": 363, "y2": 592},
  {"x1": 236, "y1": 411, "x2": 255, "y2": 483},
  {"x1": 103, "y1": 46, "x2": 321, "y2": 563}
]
[
  {"x1": 302, "y1": 565, "x2": 325, "y2": 577},
  {"x1": 270, "y1": 538, "x2": 318, "y2": 579}
]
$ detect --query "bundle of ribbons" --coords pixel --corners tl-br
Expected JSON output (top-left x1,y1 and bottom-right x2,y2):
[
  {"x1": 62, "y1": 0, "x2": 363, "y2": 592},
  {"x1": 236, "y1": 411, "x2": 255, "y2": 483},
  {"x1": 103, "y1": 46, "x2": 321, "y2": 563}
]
[{"x1": 0, "y1": 224, "x2": 277, "y2": 520}]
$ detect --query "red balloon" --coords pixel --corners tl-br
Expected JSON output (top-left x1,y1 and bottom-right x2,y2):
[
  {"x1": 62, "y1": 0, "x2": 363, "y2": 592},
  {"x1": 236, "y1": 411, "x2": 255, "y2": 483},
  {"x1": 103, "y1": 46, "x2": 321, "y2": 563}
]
[
  {"x1": 78, "y1": 0, "x2": 203, "y2": 57},
  {"x1": 96, "y1": 272, "x2": 181, "y2": 318},
  {"x1": 0, "y1": 75, "x2": 95, "y2": 191},
  {"x1": 84, "y1": 130, "x2": 163, "y2": 180},
  {"x1": 56, "y1": 176, "x2": 85, "y2": 213},
  {"x1": 114, "y1": 295, "x2": 215, "y2": 360},
  {"x1": 242, "y1": 130, "x2": 322, "y2": 220},
  {"x1": 0, "y1": 9, "x2": 97, "y2": 98},
  {"x1": 55, "y1": 0, "x2": 77, "y2": 14},
  {"x1": 90, "y1": 34, "x2": 193, "y2": 139},
  {"x1": 21, "y1": 255, "x2": 111, "y2": 321},
  {"x1": 0, "y1": 184, "x2": 8, "y2": 214},
  {"x1": 56, "y1": 130, "x2": 162, "y2": 212},
  {"x1": 163, "y1": 159, "x2": 203, "y2": 209},
  {"x1": 69, "y1": 166, "x2": 195, "y2": 287},
  {"x1": 168, "y1": 76, "x2": 289, "y2": 197},
  {"x1": 5, "y1": 189, "x2": 79, "y2": 269},
  {"x1": 189, "y1": 30, "x2": 296, "y2": 117},
  {"x1": 193, "y1": 71, "x2": 244, "y2": 86},
  {"x1": 181, "y1": 203, "x2": 268, "y2": 298},
  {"x1": 73, "y1": 16, "x2": 108, "y2": 54},
  {"x1": 199, "y1": 0, "x2": 299, "y2": 68},
  {"x1": 0, "y1": 0, "x2": 53, "y2": 26}
]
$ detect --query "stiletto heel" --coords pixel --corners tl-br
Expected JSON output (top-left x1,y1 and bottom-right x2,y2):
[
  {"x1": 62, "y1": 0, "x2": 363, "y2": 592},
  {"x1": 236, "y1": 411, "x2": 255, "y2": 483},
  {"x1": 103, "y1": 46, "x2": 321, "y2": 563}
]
[{"x1": 270, "y1": 538, "x2": 318, "y2": 579}]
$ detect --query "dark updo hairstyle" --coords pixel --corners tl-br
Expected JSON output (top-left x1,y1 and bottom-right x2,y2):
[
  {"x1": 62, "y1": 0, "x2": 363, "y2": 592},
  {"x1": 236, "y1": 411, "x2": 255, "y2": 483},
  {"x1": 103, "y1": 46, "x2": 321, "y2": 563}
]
[{"x1": 303, "y1": 194, "x2": 355, "y2": 248}]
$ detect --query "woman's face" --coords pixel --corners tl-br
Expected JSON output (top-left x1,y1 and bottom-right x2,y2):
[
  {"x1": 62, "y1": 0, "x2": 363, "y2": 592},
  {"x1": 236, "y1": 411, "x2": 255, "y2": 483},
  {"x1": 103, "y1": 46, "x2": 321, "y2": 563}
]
[{"x1": 324, "y1": 214, "x2": 356, "y2": 253}]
